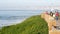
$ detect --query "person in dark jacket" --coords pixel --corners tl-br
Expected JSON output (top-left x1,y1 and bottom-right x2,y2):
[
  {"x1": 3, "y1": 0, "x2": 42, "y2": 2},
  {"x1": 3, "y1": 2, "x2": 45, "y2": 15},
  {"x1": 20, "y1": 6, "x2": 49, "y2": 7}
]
[{"x1": 50, "y1": 11, "x2": 53, "y2": 16}]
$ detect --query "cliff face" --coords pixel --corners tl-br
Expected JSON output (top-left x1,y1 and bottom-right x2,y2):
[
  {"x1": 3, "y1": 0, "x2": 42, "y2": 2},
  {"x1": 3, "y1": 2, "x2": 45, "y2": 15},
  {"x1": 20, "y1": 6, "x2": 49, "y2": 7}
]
[
  {"x1": 0, "y1": 15, "x2": 48, "y2": 34},
  {"x1": 41, "y1": 13, "x2": 60, "y2": 34},
  {"x1": 41, "y1": 13, "x2": 56, "y2": 30}
]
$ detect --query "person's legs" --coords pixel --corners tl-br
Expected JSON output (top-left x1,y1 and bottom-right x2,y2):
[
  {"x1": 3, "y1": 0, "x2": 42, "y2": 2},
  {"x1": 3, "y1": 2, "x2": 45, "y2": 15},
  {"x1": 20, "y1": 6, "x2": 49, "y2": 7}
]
[
  {"x1": 55, "y1": 16, "x2": 58, "y2": 26},
  {"x1": 56, "y1": 16, "x2": 58, "y2": 20}
]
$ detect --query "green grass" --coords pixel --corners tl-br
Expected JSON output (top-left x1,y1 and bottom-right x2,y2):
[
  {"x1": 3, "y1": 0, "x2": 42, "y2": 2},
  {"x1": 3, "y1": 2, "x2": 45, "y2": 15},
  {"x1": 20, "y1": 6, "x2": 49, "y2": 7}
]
[{"x1": 0, "y1": 15, "x2": 48, "y2": 34}]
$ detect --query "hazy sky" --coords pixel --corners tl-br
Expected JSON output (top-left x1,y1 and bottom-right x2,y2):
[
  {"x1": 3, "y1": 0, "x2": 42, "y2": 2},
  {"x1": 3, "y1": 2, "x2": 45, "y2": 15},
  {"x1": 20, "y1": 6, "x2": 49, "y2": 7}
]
[{"x1": 0, "y1": 0, "x2": 60, "y2": 10}]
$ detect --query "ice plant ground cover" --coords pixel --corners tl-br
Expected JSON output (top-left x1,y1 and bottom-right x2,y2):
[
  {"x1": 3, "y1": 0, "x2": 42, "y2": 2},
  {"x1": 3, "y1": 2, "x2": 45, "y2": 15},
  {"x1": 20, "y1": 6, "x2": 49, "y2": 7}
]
[{"x1": 0, "y1": 15, "x2": 48, "y2": 34}]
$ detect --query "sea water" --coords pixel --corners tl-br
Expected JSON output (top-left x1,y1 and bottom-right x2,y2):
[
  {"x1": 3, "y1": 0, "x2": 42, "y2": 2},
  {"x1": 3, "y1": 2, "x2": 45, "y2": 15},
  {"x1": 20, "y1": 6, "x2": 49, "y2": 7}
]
[{"x1": 0, "y1": 10, "x2": 43, "y2": 27}]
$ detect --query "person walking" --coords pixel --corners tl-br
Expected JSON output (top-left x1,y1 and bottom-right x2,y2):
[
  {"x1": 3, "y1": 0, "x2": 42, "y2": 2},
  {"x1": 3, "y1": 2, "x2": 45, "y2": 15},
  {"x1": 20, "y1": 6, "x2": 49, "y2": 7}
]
[
  {"x1": 55, "y1": 11, "x2": 59, "y2": 20},
  {"x1": 50, "y1": 11, "x2": 53, "y2": 17},
  {"x1": 53, "y1": 11, "x2": 59, "y2": 29}
]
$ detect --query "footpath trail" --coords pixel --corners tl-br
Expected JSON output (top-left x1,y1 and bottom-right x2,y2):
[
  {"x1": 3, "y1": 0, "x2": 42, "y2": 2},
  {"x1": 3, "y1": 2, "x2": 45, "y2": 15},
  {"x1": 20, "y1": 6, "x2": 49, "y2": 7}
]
[
  {"x1": 41, "y1": 13, "x2": 60, "y2": 34},
  {"x1": 56, "y1": 19, "x2": 60, "y2": 26}
]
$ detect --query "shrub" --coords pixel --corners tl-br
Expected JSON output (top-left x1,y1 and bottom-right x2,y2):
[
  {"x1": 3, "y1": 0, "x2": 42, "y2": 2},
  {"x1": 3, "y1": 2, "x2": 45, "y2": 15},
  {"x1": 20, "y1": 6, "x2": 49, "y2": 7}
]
[{"x1": 0, "y1": 15, "x2": 48, "y2": 34}]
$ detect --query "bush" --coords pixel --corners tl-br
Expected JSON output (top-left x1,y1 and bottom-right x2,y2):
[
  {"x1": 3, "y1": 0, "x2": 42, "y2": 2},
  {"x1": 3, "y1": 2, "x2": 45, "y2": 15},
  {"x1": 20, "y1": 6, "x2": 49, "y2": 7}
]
[{"x1": 0, "y1": 15, "x2": 48, "y2": 34}]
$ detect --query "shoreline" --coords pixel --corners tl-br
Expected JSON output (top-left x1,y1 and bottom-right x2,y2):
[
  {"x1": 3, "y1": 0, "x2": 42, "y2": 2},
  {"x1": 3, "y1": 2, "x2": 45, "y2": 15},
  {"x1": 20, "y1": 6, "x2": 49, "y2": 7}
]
[{"x1": 0, "y1": 18, "x2": 26, "y2": 28}]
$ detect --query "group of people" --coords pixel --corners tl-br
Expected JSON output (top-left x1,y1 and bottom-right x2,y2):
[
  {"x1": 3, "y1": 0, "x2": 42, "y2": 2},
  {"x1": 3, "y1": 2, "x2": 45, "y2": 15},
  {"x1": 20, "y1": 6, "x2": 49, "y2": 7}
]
[{"x1": 45, "y1": 11, "x2": 59, "y2": 21}]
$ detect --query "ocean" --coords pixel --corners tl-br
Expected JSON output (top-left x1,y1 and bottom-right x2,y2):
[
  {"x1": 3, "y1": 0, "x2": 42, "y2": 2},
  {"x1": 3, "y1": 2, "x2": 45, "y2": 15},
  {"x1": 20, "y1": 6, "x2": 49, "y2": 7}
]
[{"x1": 0, "y1": 10, "x2": 43, "y2": 27}]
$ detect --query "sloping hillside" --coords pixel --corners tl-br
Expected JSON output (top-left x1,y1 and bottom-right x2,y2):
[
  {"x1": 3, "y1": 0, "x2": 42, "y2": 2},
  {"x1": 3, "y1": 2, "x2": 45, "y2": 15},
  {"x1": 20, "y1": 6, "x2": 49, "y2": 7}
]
[{"x1": 0, "y1": 15, "x2": 48, "y2": 34}]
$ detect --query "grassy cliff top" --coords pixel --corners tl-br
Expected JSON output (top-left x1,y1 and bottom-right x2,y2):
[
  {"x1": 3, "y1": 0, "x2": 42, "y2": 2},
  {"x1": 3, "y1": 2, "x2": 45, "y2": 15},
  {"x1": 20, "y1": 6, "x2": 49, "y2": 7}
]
[{"x1": 0, "y1": 15, "x2": 48, "y2": 34}]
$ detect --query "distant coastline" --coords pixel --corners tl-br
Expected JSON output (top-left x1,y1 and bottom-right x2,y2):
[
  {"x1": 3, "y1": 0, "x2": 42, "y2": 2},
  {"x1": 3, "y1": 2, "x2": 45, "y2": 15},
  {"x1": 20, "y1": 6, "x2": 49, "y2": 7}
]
[{"x1": 0, "y1": 10, "x2": 41, "y2": 11}]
